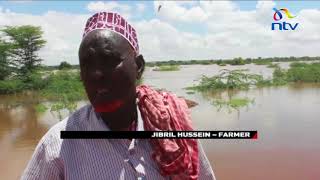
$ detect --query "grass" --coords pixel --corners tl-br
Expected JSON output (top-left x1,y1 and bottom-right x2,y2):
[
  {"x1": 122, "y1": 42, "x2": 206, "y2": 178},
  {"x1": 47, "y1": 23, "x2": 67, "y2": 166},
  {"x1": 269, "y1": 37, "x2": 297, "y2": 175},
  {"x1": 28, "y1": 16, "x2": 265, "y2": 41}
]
[
  {"x1": 213, "y1": 97, "x2": 254, "y2": 112},
  {"x1": 34, "y1": 103, "x2": 48, "y2": 113},
  {"x1": 153, "y1": 65, "x2": 180, "y2": 71}
]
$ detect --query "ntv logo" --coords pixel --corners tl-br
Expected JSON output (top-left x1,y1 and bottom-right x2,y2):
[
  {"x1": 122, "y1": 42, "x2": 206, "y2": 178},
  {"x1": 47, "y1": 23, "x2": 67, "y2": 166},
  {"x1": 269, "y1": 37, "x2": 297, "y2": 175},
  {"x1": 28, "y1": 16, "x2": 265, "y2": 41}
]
[{"x1": 271, "y1": 8, "x2": 298, "y2": 31}]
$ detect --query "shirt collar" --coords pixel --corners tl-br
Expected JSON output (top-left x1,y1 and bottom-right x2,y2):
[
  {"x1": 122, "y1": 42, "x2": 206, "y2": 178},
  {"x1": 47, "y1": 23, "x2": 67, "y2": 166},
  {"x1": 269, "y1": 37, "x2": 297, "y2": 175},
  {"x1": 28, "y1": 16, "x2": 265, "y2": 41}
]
[{"x1": 90, "y1": 104, "x2": 144, "y2": 132}]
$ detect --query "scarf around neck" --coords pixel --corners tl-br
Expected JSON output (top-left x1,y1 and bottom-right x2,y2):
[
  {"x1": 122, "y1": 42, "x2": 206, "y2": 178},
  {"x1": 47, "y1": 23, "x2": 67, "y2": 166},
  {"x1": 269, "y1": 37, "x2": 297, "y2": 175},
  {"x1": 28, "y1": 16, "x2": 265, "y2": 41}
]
[{"x1": 136, "y1": 85, "x2": 199, "y2": 180}]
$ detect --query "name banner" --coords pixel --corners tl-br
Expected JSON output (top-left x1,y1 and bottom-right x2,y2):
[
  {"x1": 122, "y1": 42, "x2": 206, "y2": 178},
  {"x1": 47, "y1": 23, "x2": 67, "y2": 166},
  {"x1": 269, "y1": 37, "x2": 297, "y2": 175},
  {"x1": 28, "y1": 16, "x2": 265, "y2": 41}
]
[{"x1": 60, "y1": 131, "x2": 258, "y2": 139}]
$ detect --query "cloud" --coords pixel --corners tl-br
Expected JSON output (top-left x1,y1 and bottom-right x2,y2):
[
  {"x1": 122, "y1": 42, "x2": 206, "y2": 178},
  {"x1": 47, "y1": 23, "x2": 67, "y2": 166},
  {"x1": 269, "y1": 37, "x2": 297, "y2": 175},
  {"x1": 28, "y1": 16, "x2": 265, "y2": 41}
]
[
  {"x1": 199, "y1": 1, "x2": 238, "y2": 14},
  {"x1": 87, "y1": 1, "x2": 131, "y2": 19},
  {"x1": 154, "y1": 1, "x2": 208, "y2": 23},
  {"x1": 136, "y1": 3, "x2": 146, "y2": 13},
  {"x1": 0, "y1": 1, "x2": 319, "y2": 66},
  {"x1": 0, "y1": 10, "x2": 89, "y2": 65},
  {"x1": 147, "y1": 0, "x2": 320, "y2": 59}
]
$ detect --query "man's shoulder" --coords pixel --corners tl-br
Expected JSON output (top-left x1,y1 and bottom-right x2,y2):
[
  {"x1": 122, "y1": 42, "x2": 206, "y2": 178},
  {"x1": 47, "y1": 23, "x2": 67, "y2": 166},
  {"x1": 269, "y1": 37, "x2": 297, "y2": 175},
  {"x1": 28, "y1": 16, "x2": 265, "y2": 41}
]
[
  {"x1": 39, "y1": 104, "x2": 93, "y2": 147},
  {"x1": 61, "y1": 104, "x2": 94, "y2": 131}
]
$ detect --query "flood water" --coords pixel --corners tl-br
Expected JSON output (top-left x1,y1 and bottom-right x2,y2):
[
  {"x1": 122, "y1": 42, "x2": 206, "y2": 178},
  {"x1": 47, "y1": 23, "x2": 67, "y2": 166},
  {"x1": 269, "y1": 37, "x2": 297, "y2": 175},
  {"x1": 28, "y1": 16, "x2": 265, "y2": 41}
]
[{"x1": 1, "y1": 63, "x2": 320, "y2": 180}]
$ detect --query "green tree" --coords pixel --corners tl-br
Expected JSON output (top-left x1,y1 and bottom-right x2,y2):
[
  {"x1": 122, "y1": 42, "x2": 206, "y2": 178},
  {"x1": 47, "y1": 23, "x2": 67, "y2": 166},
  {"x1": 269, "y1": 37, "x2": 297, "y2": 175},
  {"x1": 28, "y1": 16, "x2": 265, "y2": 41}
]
[
  {"x1": 59, "y1": 61, "x2": 72, "y2": 70},
  {"x1": 0, "y1": 39, "x2": 13, "y2": 80},
  {"x1": 1, "y1": 25, "x2": 46, "y2": 76}
]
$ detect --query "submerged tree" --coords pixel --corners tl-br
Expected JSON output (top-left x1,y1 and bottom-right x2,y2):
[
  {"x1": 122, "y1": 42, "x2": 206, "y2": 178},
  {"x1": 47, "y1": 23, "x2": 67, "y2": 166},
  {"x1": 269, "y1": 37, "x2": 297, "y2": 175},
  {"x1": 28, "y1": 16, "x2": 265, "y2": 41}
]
[{"x1": 1, "y1": 25, "x2": 46, "y2": 76}]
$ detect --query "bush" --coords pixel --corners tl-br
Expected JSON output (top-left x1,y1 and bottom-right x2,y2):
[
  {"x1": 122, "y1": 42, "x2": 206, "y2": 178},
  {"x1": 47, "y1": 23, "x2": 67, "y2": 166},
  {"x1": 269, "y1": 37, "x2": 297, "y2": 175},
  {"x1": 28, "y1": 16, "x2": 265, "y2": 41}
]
[
  {"x1": 289, "y1": 62, "x2": 308, "y2": 68},
  {"x1": 187, "y1": 69, "x2": 263, "y2": 91},
  {"x1": 153, "y1": 65, "x2": 180, "y2": 71},
  {"x1": 0, "y1": 79, "x2": 24, "y2": 94},
  {"x1": 59, "y1": 61, "x2": 72, "y2": 70},
  {"x1": 287, "y1": 63, "x2": 320, "y2": 82},
  {"x1": 42, "y1": 70, "x2": 86, "y2": 101},
  {"x1": 21, "y1": 71, "x2": 50, "y2": 90},
  {"x1": 228, "y1": 57, "x2": 246, "y2": 65},
  {"x1": 272, "y1": 67, "x2": 288, "y2": 85}
]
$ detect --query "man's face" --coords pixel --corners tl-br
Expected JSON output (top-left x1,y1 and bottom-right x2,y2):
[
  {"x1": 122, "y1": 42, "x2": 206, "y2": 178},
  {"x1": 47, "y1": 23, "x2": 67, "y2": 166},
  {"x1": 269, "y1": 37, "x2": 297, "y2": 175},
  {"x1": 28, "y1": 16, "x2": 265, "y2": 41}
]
[{"x1": 79, "y1": 30, "x2": 141, "y2": 112}]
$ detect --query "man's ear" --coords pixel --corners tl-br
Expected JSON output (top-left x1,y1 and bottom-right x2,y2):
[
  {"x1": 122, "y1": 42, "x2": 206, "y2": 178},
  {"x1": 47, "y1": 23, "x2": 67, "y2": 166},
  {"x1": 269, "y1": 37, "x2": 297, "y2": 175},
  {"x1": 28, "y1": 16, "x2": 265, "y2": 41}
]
[
  {"x1": 135, "y1": 54, "x2": 145, "y2": 79},
  {"x1": 79, "y1": 69, "x2": 84, "y2": 82}
]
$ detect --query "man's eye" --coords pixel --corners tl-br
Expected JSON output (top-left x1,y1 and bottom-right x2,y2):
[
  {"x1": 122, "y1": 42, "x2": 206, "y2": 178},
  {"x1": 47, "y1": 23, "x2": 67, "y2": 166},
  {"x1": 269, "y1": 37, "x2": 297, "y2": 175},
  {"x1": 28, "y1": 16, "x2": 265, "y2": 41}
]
[{"x1": 105, "y1": 57, "x2": 123, "y2": 67}]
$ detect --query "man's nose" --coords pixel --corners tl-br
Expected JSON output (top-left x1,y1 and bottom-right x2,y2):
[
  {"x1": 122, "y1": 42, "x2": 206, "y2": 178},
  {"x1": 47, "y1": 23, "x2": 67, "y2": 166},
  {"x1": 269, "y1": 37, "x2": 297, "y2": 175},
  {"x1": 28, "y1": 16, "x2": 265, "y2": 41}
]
[{"x1": 92, "y1": 69, "x2": 105, "y2": 80}]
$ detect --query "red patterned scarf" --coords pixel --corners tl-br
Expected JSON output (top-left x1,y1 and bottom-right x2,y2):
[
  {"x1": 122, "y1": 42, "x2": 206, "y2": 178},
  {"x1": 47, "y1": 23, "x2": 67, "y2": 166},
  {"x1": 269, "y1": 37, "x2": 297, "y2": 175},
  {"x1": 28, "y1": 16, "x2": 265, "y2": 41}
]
[{"x1": 136, "y1": 85, "x2": 199, "y2": 180}]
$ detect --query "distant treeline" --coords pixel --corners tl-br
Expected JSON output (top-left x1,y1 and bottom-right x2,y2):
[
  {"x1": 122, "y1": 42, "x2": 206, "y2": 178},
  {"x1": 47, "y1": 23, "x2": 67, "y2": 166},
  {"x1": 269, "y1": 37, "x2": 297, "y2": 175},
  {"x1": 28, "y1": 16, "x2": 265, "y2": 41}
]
[
  {"x1": 40, "y1": 56, "x2": 320, "y2": 70},
  {"x1": 145, "y1": 56, "x2": 320, "y2": 67}
]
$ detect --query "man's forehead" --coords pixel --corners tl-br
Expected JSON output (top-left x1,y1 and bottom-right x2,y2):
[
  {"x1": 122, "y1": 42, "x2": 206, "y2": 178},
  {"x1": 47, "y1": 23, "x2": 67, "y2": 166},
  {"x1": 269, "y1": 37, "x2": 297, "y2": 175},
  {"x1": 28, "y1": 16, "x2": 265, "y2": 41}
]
[{"x1": 80, "y1": 30, "x2": 133, "y2": 56}]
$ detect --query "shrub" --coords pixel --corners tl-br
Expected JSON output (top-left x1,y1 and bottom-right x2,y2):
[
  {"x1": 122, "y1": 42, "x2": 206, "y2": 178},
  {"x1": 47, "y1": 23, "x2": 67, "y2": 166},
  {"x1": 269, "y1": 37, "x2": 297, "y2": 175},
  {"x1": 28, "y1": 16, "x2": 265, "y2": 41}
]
[
  {"x1": 153, "y1": 65, "x2": 180, "y2": 71},
  {"x1": 287, "y1": 63, "x2": 320, "y2": 82},
  {"x1": 0, "y1": 79, "x2": 24, "y2": 94},
  {"x1": 187, "y1": 69, "x2": 263, "y2": 91},
  {"x1": 42, "y1": 70, "x2": 86, "y2": 101},
  {"x1": 59, "y1": 61, "x2": 72, "y2": 70},
  {"x1": 272, "y1": 67, "x2": 288, "y2": 85}
]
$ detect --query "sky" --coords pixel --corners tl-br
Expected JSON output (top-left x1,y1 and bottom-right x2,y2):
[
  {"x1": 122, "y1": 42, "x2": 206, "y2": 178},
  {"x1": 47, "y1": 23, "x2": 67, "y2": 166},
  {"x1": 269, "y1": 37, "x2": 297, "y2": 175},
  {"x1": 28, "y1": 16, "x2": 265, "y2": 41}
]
[{"x1": 0, "y1": 0, "x2": 320, "y2": 65}]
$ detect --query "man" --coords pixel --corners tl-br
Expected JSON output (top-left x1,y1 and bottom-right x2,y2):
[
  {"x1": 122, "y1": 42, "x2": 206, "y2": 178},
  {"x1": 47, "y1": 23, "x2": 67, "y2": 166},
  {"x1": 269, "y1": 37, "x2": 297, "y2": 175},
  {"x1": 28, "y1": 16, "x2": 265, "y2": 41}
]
[{"x1": 21, "y1": 12, "x2": 216, "y2": 180}]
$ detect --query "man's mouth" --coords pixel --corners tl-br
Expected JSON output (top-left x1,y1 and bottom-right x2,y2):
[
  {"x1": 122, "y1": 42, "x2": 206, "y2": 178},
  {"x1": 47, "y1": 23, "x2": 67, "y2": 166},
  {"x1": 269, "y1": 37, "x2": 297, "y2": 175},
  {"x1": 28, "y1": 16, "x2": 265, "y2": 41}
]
[
  {"x1": 93, "y1": 99, "x2": 124, "y2": 113},
  {"x1": 90, "y1": 85, "x2": 125, "y2": 112}
]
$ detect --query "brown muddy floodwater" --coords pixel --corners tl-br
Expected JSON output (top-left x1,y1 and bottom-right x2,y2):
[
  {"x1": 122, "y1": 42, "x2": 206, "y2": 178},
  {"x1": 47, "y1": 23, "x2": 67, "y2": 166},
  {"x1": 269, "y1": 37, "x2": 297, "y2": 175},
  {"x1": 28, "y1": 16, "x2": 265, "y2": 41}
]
[{"x1": 1, "y1": 63, "x2": 320, "y2": 180}]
